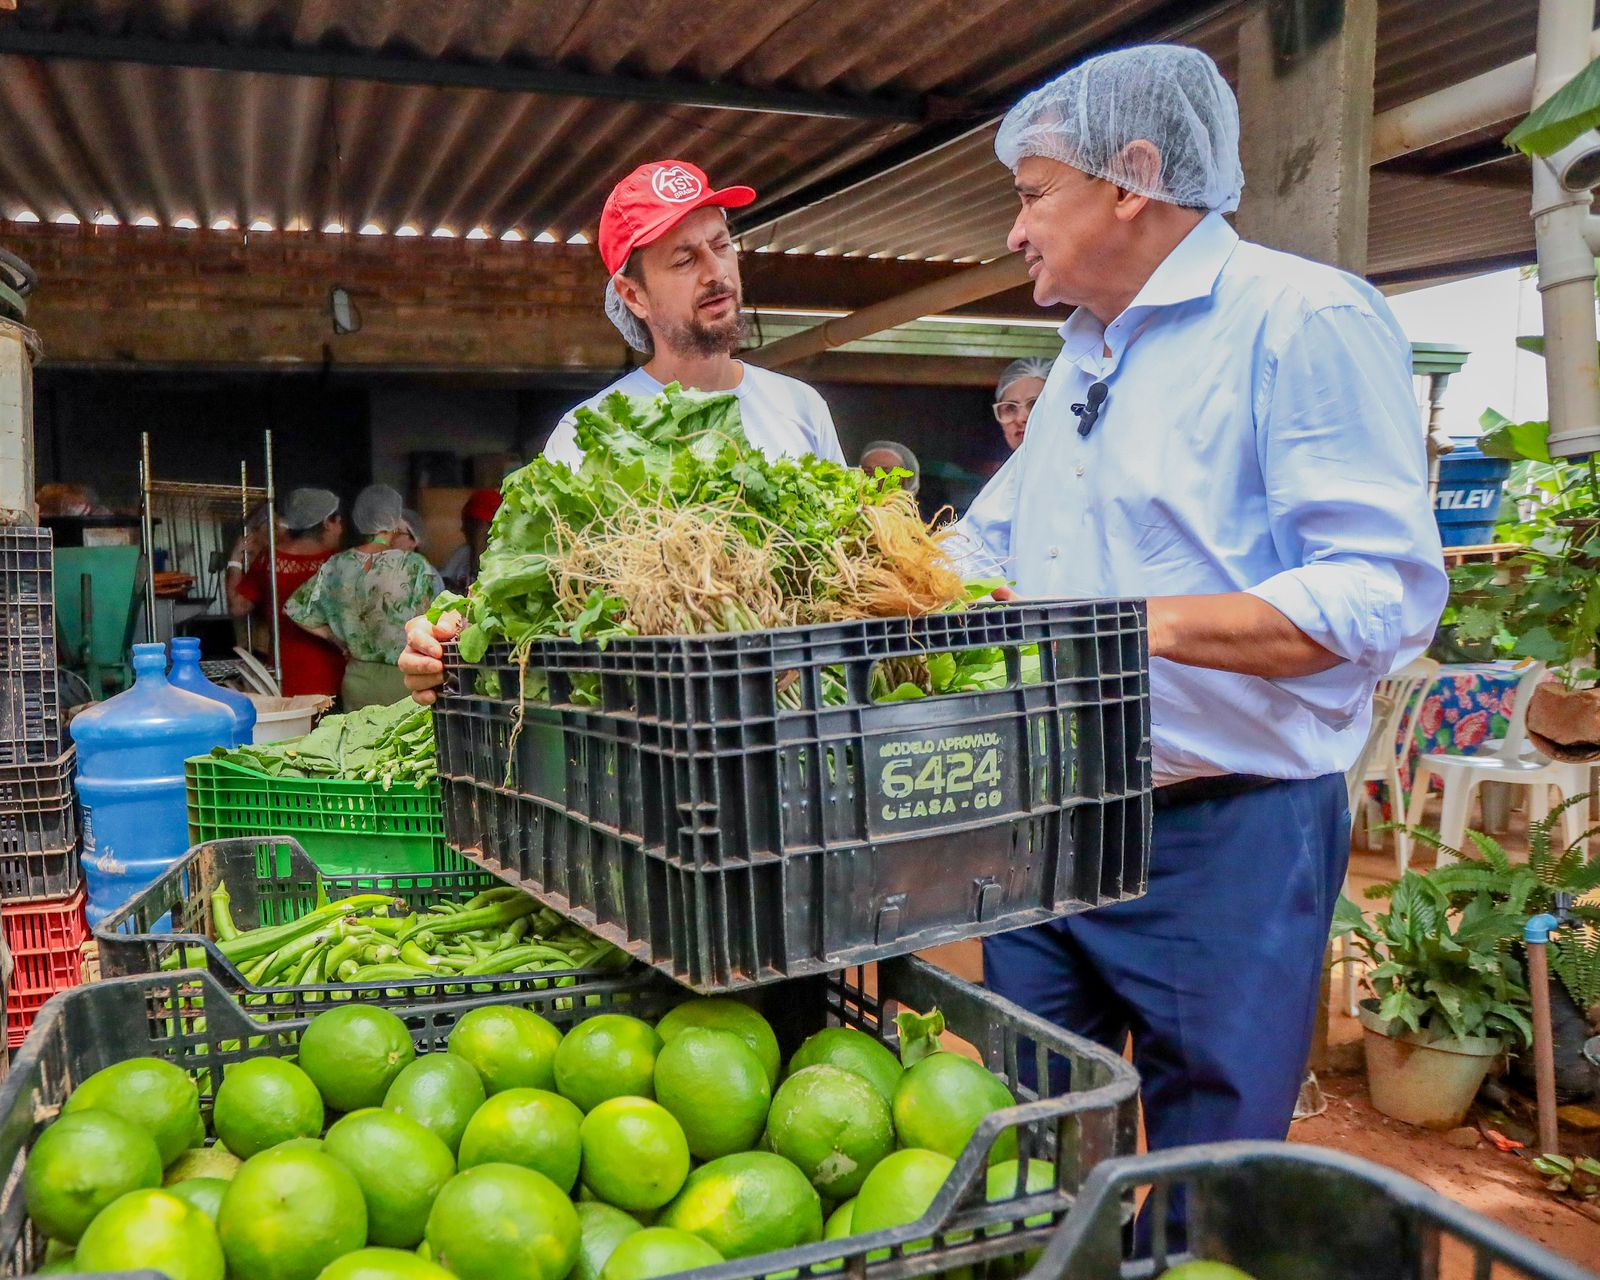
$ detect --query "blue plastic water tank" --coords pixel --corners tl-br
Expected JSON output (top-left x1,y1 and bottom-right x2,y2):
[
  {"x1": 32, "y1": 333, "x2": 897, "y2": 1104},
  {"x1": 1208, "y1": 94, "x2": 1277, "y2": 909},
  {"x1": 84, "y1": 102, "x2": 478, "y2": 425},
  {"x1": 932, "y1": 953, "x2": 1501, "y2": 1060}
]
[
  {"x1": 1434, "y1": 440, "x2": 1512, "y2": 548},
  {"x1": 71, "y1": 642, "x2": 235, "y2": 925},
  {"x1": 167, "y1": 636, "x2": 257, "y2": 747}
]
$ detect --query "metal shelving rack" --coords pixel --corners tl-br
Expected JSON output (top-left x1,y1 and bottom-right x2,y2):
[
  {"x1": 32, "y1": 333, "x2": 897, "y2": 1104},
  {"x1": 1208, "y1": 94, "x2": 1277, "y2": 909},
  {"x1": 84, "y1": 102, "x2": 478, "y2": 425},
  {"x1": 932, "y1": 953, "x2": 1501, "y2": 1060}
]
[{"x1": 137, "y1": 429, "x2": 280, "y2": 686}]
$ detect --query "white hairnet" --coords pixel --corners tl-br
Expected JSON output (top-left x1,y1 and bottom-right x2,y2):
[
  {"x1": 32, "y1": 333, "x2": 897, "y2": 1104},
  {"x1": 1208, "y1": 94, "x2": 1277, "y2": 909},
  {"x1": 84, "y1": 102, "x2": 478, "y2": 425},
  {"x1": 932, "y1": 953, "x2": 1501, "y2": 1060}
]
[
  {"x1": 352, "y1": 484, "x2": 406, "y2": 536},
  {"x1": 281, "y1": 488, "x2": 340, "y2": 533},
  {"x1": 995, "y1": 45, "x2": 1244, "y2": 213},
  {"x1": 604, "y1": 275, "x2": 654, "y2": 353},
  {"x1": 995, "y1": 357, "x2": 1054, "y2": 401}
]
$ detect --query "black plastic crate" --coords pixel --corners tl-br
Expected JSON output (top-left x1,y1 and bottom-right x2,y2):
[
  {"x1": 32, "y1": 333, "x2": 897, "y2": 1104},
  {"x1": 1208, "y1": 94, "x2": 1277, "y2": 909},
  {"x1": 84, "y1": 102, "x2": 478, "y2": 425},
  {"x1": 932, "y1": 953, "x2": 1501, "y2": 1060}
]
[
  {"x1": 436, "y1": 599, "x2": 1152, "y2": 991},
  {"x1": 95, "y1": 834, "x2": 628, "y2": 1013},
  {"x1": 0, "y1": 748, "x2": 77, "y2": 901},
  {"x1": 0, "y1": 529, "x2": 51, "y2": 669},
  {"x1": 1033, "y1": 1141, "x2": 1594, "y2": 1280},
  {"x1": 0, "y1": 955, "x2": 1139, "y2": 1279}
]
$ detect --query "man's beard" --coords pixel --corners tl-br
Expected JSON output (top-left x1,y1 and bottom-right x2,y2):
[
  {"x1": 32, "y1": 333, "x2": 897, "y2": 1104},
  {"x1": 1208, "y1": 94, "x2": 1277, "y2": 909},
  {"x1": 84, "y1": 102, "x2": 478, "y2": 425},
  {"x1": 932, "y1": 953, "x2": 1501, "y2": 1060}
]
[{"x1": 656, "y1": 289, "x2": 749, "y2": 358}]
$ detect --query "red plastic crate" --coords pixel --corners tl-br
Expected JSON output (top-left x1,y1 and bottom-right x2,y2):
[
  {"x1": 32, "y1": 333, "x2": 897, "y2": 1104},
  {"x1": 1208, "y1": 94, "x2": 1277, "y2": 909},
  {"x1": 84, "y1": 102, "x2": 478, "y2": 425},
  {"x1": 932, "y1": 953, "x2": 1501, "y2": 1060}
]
[{"x1": 4, "y1": 887, "x2": 88, "y2": 1046}]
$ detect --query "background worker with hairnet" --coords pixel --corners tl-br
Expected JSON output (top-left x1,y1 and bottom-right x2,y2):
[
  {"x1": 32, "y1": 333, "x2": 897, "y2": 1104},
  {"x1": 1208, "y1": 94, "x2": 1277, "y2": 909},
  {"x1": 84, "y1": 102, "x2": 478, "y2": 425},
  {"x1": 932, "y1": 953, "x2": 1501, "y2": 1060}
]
[
  {"x1": 229, "y1": 486, "x2": 346, "y2": 698},
  {"x1": 955, "y1": 46, "x2": 1447, "y2": 1163},
  {"x1": 991, "y1": 357, "x2": 1053, "y2": 452},
  {"x1": 288, "y1": 484, "x2": 441, "y2": 709}
]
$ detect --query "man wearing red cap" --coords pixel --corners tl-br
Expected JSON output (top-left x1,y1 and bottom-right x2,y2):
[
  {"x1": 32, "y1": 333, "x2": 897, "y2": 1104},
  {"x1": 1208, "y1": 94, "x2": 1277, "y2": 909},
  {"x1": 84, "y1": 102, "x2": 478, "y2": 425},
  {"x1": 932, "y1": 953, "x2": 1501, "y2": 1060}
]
[
  {"x1": 540, "y1": 159, "x2": 844, "y2": 468},
  {"x1": 400, "y1": 161, "x2": 844, "y2": 703}
]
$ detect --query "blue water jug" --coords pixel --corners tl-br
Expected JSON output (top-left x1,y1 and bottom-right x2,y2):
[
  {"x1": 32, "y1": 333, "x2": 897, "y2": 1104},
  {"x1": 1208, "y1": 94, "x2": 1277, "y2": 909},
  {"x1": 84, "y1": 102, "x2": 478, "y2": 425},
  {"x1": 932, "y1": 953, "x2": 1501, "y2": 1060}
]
[
  {"x1": 167, "y1": 636, "x2": 257, "y2": 747},
  {"x1": 71, "y1": 642, "x2": 235, "y2": 925}
]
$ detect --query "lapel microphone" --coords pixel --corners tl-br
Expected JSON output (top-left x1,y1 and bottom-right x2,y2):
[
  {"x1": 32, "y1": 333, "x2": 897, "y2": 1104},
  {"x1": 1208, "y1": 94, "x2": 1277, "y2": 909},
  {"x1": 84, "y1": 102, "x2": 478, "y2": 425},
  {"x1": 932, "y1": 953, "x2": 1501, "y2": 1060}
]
[{"x1": 1071, "y1": 382, "x2": 1109, "y2": 438}]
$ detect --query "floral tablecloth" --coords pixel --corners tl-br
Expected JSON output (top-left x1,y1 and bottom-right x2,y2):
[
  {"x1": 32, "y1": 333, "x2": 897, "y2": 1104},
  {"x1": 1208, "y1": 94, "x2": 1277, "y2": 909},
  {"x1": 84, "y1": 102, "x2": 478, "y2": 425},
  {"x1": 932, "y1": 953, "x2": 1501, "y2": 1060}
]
[{"x1": 1397, "y1": 662, "x2": 1523, "y2": 794}]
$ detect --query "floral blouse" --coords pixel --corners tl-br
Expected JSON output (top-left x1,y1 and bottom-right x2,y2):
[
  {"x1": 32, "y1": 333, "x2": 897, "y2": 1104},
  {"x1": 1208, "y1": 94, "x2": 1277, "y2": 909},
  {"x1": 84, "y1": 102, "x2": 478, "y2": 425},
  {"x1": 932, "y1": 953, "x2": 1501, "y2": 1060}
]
[{"x1": 287, "y1": 548, "x2": 441, "y2": 665}]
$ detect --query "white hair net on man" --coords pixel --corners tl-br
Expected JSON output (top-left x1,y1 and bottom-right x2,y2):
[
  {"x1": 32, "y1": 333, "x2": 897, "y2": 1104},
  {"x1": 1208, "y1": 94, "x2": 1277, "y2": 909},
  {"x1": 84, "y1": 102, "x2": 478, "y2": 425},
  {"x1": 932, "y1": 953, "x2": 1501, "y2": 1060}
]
[
  {"x1": 995, "y1": 357, "x2": 1055, "y2": 401},
  {"x1": 995, "y1": 45, "x2": 1244, "y2": 214},
  {"x1": 604, "y1": 275, "x2": 654, "y2": 353},
  {"x1": 352, "y1": 484, "x2": 406, "y2": 536}
]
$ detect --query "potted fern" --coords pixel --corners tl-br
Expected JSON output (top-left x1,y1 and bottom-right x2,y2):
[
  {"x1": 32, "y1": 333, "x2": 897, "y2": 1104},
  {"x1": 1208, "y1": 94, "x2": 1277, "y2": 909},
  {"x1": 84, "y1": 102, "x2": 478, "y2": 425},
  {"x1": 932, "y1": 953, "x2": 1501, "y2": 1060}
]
[
  {"x1": 1406, "y1": 803, "x2": 1600, "y2": 1102},
  {"x1": 1332, "y1": 874, "x2": 1531, "y2": 1128}
]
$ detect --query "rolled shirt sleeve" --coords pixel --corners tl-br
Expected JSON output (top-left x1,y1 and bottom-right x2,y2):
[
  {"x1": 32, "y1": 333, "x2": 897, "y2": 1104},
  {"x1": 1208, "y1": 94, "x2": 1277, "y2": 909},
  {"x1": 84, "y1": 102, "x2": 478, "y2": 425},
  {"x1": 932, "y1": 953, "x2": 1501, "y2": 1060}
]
[{"x1": 1245, "y1": 303, "x2": 1447, "y2": 727}]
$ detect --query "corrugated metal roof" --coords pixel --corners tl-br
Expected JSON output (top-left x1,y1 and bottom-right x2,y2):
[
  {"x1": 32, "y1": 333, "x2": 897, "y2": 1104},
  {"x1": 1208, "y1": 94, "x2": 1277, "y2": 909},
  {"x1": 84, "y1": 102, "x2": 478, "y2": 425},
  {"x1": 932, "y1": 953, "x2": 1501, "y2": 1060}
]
[
  {"x1": 0, "y1": 0, "x2": 1564, "y2": 283},
  {"x1": 747, "y1": 0, "x2": 1554, "y2": 272}
]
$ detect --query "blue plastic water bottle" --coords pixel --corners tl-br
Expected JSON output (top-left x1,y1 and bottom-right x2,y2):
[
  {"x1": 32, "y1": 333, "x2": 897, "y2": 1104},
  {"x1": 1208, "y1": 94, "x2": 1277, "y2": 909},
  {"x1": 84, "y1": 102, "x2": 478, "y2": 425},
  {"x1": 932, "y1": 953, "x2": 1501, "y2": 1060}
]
[
  {"x1": 167, "y1": 636, "x2": 258, "y2": 747},
  {"x1": 70, "y1": 642, "x2": 234, "y2": 924}
]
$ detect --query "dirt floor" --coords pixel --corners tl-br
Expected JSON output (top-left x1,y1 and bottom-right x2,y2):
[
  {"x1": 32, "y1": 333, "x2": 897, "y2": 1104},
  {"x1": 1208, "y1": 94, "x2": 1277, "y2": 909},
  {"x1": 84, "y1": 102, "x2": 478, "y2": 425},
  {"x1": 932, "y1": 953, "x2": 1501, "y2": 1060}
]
[{"x1": 918, "y1": 808, "x2": 1600, "y2": 1276}]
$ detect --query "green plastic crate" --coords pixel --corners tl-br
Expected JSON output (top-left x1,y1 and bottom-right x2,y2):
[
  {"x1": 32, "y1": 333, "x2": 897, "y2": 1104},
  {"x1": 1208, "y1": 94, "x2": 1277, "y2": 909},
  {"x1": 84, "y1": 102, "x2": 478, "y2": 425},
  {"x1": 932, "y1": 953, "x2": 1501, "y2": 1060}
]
[{"x1": 185, "y1": 755, "x2": 447, "y2": 877}]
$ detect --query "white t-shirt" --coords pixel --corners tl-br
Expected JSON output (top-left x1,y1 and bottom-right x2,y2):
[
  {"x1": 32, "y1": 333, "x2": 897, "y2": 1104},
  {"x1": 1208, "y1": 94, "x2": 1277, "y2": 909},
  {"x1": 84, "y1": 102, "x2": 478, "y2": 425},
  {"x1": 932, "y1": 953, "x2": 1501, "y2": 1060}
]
[{"x1": 542, "y1": 364, "x2": 845, "y2": 468}]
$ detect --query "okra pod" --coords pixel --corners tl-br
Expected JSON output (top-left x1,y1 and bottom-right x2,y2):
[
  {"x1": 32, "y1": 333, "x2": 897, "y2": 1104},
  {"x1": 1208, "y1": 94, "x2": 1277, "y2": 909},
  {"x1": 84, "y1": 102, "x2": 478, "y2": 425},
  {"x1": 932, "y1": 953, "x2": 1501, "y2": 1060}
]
[
  {"x1": 216, "y1": 895, "x2": 397, "y2": 963},
  {"x1": 261, "y1": 929, "x2": 333, "y2": 984},
  {"x1": 461, "y1": 886, "x2": 526, "y2": 911},
  {"x1": 211, "y1": 884, "x2": 240, "y2": 942},
  {"x1": 397, "y1": 896, "x2": 538, "y2": 945},
  {"x1": 462, "y1": 944, "x2": 575, "y2": 975}
]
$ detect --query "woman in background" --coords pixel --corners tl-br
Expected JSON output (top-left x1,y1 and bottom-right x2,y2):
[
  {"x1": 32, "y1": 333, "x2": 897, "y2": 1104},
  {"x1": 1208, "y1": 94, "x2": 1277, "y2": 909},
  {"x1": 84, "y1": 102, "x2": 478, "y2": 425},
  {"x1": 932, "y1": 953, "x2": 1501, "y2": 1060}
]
[{"x1": 287, "y1": 485, "x2": 440, "y2": 709}]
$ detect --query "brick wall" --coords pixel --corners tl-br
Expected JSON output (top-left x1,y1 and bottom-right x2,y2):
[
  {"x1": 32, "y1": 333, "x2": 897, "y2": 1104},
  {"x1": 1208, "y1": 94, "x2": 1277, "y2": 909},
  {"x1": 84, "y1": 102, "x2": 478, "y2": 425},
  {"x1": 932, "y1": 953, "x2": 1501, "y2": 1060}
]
[
  {"x1": 0, "y1": 221, "x2": 1044, "y2": 372},
  {"x1": 2, "y1": 222, "x2": 625, "y2": 369}
]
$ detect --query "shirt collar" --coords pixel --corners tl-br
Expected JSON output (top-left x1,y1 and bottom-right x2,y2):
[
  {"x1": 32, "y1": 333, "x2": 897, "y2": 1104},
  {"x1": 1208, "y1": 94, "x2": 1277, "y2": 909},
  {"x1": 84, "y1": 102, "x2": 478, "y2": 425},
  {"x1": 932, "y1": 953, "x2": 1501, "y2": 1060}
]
[{"x1": 1055, "y1": 211, "x2": 1239, "y2": 361}]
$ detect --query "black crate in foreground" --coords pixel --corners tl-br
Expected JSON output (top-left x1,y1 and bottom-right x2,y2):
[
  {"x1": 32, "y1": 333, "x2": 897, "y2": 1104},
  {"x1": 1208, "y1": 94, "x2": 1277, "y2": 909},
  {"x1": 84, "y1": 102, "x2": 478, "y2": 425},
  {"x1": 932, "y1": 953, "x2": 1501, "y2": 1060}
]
[
  {"x1": 0, "y1": 748, "x2": 78, "y2": 900},
  {"x1": 94, "y1": 834, "x2": 629, "y2": 1013},
  {"x1": 0, "y1": 956, "x2": 1139, "y2": 1279},
  {"x1": 1033, "y1": 1141, "x2": 1593, "y2": 1280},
  {"x1": 437, "y1": 599, "x2": 1152, "y2": 991}
]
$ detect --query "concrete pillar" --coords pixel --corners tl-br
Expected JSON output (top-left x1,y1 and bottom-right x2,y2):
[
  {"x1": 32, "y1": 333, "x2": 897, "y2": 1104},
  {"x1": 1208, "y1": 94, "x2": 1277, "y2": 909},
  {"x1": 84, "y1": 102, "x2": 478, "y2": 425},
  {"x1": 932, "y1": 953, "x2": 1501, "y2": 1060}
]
[
  {"x1": 0, "y1": 319, "x2": 37, "y2": 522},
  {"x1": 1234, "y1": 0, "x2": 1379, "y2": 272}
]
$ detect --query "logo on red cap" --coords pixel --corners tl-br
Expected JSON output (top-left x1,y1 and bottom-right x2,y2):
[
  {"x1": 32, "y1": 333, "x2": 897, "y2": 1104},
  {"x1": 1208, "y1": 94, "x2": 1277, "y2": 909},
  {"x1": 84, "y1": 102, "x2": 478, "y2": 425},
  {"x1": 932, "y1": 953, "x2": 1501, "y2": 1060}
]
[{"x1": 650, "y1": 165, "x2": 705, "y2": 204}]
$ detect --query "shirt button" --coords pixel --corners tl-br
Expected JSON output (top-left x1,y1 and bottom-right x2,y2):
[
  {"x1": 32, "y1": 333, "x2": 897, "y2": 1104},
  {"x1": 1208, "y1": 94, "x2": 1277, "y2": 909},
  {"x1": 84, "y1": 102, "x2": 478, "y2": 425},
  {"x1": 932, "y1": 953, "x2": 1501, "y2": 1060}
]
[
  {"x1": 1049, "y1": 546, "x2": 1060, "y2": 558},
  {"x1": 1074, "y1": 464, "x2": 1086, "y2": 477}
]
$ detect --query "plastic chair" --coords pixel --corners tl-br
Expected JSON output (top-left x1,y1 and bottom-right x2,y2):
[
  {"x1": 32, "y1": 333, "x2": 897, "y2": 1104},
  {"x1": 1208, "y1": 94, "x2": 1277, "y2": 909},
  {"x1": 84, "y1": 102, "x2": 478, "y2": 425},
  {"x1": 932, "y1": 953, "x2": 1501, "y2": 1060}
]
[
  {"x1": 1354, "y1": 657, "x2": 1441, "y2": 875},
  {"x1": 1339, "y1": 691, "x2": 1396, "y2": 1017},
  {"x1": 1406, "y1": 662, "x2": 1593, "y2": 864}
]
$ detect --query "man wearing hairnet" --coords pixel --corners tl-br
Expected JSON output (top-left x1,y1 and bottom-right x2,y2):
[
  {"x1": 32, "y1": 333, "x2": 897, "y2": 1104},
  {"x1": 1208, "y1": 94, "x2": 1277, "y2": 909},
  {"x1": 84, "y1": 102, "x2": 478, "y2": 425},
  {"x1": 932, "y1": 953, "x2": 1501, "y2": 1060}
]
[
  {"x1": 992, "y1": 357, "x2": 1053, "y2": 452},
  {"x1": 957, "y1": 47, "x2": 1446, "y2": 1159}
]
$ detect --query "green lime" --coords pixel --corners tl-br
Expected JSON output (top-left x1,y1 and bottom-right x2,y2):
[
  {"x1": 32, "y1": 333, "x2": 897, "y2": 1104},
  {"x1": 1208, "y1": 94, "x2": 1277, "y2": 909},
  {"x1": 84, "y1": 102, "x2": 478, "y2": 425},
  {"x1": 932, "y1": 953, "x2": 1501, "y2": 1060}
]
[
  {"x1": 448, "y1": 1006, "x2": 562, "y2": 1095},
  {"x1": 982, "y1": 1160, "x2": 1056, "y2": 1279},
  {"x1": 298, "y1": 1006, "x2": 416, "y2": 1113},
  {"x1": 214, "y1": 1057, "x2": 325, "y2": 1159},
  {"x1": 217, "y1": 1145, "x2": 368, "y2": 1280},
  {"x1": 76, "y1": 1188, "x2": 224, "y2": 1280},
  {"x1": 573, "y1": 1201, "x2": 644, "y2": 1280},
  {"x1": 324, "y1": 1108, "x2": 457, "y2": 1249},
  {"x1": 579, "y1": 1097, "x2": 690, "y2": 1213},
  {"x1": 317, "y1": 1246, "x2": 457, "y2": 1280},
  {"x1": 62, "y1": 1057, "x2": 201, "y2": 1167},
  {"x1": 34, "y1": 1254, "x2": 76, "y2": 1275},
  {"x1": 657, "y1": 1000, "x2": 780, "y2": 1088},
  {"x1": 1159, "y1": 1266, "x2": 1259, "y2": 1279},
  {"x1": 852, "y1": 1148, "x2": 955, "y2": 1235},
  {"x1": 600, "y1": 1227, "x2": 723, "y2": 1280},
  {"x1": 383, "y1": 1053, "x2": 486, "y2": 1157},
  {"x1": 824, "y1": 1199, "x2": 855, "y2": 1241},
  {"x1": 767, "y1": 1065, "x2": 893, "y2": 1200},
  {"x1": 788, "y1": 1028, "x2": 903, "y2": 1105},
  {"x1": 271, "y1": 1136, "x2": 325, "y2": 1154},
  {"x1": 458, "y1": 1088, "x2": 583, "y2": 1192},
  {"x1": 652, "y1": 1028, "x2": 771, "y2": 1160},
  {"x1": 891, "y1": 1053, "x2": 1016, "y2": 1164},
  {"x1": 425, "y1": 1163, "x2": 580, "y2": 1280},
  {"x1": 555, "y1": 1015, "x2": 661, "y2": 1111},
  {"x1": 163, "y1": 1145, "x2": 243, "y2": 1185},
  {"x1": 23, "y1": 1110, "x2": 163, "y2": 1243},
  {"x1": 168, "y1": 1177, "x2": 228, "y2": 1223},
  {"x1": 189, "y1": 1111, "x2": 208, "y2": 1149},
  {"x1": 658, "y1": 1152, "x2": 823, "y2": 1259}
]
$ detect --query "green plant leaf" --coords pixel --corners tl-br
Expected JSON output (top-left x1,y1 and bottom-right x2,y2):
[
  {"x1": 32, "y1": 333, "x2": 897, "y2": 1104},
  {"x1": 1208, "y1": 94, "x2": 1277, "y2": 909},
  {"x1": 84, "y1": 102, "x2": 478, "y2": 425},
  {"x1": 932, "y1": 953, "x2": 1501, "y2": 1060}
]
[
  {"x1": 1513, "y1": 626, "x2": 1570, "y2": 663},
  {"x1": 1477, "y1": 413, "x2": 1552, "y2": 464},
  {"x1": 1507, "y1": 54, "x2": 1600, "y2": 156}
]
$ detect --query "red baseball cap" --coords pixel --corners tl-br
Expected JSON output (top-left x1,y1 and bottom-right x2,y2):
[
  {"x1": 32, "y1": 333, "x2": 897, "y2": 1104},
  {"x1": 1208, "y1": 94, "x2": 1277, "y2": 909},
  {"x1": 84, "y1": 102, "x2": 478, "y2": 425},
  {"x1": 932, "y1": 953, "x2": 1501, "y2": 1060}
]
[
  {"x1": 462, "y1": 489, "x2": 502, "y2": 523},
  {"x1": 598, "y1": 161, "x2": 756, "y2": 277}
]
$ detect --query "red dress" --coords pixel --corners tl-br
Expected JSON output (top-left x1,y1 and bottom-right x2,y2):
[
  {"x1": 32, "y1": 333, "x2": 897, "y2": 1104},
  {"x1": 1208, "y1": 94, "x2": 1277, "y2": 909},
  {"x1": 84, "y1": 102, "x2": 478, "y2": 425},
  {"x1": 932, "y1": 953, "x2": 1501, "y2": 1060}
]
[{"x1": 237, "y1": 550, "x2": 345, "y2": 697}]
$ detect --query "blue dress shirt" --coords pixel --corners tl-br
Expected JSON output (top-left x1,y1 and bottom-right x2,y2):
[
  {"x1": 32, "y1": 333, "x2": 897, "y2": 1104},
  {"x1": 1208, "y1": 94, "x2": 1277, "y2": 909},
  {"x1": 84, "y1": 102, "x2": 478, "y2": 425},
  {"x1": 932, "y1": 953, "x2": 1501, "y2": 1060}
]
[{"x1": 953, "y1": 212, "x2": 1447, "y2": 784}]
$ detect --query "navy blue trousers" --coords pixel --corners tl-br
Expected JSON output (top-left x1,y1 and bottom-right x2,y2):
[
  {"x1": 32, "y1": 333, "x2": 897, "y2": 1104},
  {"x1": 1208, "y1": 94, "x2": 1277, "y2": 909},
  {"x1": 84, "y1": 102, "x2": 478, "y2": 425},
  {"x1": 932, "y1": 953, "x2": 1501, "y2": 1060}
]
[{"x1": 983, "y1": 774, "x2": 1349, "y2": 1151}]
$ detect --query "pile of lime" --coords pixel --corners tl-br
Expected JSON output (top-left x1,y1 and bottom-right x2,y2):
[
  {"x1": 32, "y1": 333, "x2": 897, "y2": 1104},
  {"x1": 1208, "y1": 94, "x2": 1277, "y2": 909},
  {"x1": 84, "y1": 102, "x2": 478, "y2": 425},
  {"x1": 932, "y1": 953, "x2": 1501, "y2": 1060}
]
[{"x1": 21, "y1": 997, "x2": 1038, "y2": 1280}]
